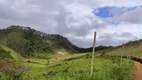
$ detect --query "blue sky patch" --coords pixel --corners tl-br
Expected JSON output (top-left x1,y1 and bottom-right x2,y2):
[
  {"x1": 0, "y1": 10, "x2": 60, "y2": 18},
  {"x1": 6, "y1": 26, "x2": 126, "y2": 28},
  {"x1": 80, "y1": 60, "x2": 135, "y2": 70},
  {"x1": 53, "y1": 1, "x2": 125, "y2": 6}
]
[
  {"x1": 94, "y1": 6, "x2": 139, "y2": 18},
  {"x1": 94, "y1": 7, "x2": 114, "y2": 18}
]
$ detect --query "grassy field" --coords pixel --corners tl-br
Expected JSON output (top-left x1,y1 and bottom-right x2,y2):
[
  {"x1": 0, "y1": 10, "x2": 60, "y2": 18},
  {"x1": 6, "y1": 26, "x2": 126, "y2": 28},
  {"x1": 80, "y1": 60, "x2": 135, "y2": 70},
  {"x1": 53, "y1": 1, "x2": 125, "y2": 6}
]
[
  {"x1": 0, "y1": 53, "x2": 135, "y2": 80},
  {"x1": 16, "y1": 56, "x2": 134, "y2": 80},
  {"x1": 96, "y1": 40, "x2": 142, "y2": 59},
  {"x1": 0, "y1": 45, "x2": 135, "y2": 80},
  {"x1": 44, "y1": 57, "x2": 134, "y2": 80}
]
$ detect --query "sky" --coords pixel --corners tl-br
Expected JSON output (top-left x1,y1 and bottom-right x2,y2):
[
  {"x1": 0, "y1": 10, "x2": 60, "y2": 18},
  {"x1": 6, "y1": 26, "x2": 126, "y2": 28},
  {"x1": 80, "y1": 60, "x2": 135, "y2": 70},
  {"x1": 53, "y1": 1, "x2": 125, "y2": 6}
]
[{"x1": 0, "y1": 0, "x2": 142, "y2": 48}]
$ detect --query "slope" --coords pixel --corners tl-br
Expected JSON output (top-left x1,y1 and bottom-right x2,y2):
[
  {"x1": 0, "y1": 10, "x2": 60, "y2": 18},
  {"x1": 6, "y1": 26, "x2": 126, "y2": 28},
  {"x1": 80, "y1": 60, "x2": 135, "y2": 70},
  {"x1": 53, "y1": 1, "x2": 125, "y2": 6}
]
[
  {"x1": 0, "y1": 25, "x2": 80, "y2": 57},
  {"x1": 1, "y1": 45, "x2": 24, "y2": 60},
  {"x1": 0, "y1": 45, "x2": 13, "y2": 60},
  {"x1": 96, "y1": 40, "x2": 142, "y2": 59},
  {"x1": 0, "y1": 45, "x2": 24, "y2": 60},
  {"x1": 0, "y1": 25, "x2": 111, "y2": 58}
]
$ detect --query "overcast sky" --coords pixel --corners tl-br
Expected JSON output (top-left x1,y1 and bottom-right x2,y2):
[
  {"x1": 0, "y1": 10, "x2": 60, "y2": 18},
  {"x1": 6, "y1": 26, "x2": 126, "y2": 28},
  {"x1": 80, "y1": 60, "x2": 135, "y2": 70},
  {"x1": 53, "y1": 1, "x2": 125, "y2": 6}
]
[{"x1": 0, "y1": 0, "x2": 142, "y2": 48}]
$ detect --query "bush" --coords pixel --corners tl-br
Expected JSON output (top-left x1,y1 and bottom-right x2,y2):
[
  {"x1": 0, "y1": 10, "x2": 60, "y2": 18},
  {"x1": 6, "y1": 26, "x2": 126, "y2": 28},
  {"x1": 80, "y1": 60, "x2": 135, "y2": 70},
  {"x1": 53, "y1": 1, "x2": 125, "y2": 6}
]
[{"x1": 0, "y1": 61, "x2": 29, "y2": 80}]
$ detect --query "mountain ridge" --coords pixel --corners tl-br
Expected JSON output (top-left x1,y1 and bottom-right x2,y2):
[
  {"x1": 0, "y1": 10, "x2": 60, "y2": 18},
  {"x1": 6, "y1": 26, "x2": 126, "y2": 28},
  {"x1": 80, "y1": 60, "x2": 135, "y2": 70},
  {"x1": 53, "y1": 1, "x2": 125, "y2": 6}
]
[{"x1": 0, "y1": 25, "x2": 111, "y2": 57}]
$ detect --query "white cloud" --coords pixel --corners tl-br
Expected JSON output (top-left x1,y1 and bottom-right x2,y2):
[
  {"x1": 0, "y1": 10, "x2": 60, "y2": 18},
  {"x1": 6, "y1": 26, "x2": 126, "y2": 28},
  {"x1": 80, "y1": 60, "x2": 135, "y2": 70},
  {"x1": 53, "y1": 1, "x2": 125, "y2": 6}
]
[
  {"x1": 105, "y1": 7, "x2": 142, "y2": 24},
  {"x1": 0, "y1": 0, "x2": 142, "y2": 47}
]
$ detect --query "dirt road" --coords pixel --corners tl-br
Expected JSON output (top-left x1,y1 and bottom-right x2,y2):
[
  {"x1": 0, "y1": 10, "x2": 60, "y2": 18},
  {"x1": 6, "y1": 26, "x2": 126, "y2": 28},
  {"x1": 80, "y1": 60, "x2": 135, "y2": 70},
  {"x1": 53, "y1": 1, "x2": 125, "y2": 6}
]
[{"x1": 134, "y1": 62, "x2": 142, "y2": 80}]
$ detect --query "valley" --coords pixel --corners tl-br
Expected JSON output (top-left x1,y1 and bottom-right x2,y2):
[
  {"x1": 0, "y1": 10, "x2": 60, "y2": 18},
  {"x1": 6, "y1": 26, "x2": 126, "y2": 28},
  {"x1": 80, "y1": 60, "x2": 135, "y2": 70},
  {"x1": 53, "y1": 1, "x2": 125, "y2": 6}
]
[{"x1": 0, "y1": 26, "x2": 142, "y2": 80}]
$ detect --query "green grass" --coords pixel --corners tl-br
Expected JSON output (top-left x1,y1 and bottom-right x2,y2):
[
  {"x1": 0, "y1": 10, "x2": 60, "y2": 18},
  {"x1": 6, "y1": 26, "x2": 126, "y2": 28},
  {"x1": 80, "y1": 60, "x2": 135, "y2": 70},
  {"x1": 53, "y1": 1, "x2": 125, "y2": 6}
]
[
  {"x1": 96, "y1": 40, "x2": 142, "y2": 59},
  {"x1": 22, "y1": 62, "x2": 47, "y2": 80},
  {"x1": 44, "y1": 57, "x2": 134, "y2": 80},
  {"x1": 0, "y1": 45, "x2": 24, "y2": 61},
  {"x1": 0, "y1": 46, "x2": 13, "y2": 60},
  {"x1": 0, "y1": 45, "x2": 135, "y2": 80},
  {"x1": 32, "y1": 53, "x2": 55, "y2": 59},
  {"x1": 0, "y1": 60, "x2": 29, "y2": 80},
  {"x1": 0, "y1": 54, "x2": 134, "y2": 80}
]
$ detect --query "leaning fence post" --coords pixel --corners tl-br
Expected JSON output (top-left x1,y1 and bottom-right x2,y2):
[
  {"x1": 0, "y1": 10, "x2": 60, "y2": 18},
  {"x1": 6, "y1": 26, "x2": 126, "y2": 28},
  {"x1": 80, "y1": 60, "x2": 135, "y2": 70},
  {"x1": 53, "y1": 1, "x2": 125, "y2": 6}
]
[{"x1": 90, "y1": 32, "x2": 97, "y2": 77}]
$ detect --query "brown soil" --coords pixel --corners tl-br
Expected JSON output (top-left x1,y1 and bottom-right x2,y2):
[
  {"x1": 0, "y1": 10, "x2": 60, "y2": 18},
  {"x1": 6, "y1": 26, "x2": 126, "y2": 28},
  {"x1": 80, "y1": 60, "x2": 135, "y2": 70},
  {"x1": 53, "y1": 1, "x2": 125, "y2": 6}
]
[{"x1": 134, "y1": 62, "x2": 142, "y2": 80}]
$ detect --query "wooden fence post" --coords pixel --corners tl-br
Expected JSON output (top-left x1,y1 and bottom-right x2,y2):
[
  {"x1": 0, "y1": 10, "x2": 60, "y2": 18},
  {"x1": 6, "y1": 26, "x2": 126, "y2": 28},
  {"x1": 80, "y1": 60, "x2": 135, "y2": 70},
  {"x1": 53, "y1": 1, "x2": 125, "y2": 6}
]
[
  {"x1": 90, "y1": 32, "x2": 97, "y2": 76},
  {"x1": 121, "y1": 43, "x2": 124, "y2": 64}
]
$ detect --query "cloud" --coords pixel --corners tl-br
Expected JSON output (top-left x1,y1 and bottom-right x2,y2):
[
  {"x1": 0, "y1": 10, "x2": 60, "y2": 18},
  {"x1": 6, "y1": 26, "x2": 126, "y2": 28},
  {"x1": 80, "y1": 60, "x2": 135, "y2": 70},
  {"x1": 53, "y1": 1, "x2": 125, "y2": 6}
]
[
  {"x1": 76, "y1": 0, "x2": 142, "y2": 8},
  {"x1": 97, "y1": 32, "x2": 138, "y2": 46},
  {"x1": 0, "y1": 0, "x2": 142, "y2": 47},
  {"x1": 105, "y1": 7, "x2": 142, "y2": 24}
]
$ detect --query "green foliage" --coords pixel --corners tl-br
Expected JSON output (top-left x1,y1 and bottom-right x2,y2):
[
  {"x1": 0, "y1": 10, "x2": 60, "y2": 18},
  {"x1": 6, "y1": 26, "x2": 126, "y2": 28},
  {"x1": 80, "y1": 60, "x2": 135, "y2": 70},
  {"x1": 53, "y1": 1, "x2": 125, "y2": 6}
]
[
  {"x1": 0, "y1": 25, "x2": 136, "y2": 80},
  {"x1": 0, "y1": 46, "x2": 13, "y2": 60},
  {"x1": 0, "y1": 25, "x2": 83, "y2": 57},
  {"x1": 0, "y1": 25, "x2": 111, "y2": 58},
  {"x1": 96, "y1": 40, "x2": 142, "y2": 59},
  {"x1": 0, "y1": 53, "x2": 134, "y2": 80},
  {"x1": 102, "y1": 58, "x2": 134, "y2": 80},
  {"x1": 0, "y1": 60, "x2": 29, "y2": 80},
  {"x1": 0, "y1": 45, "x2": 24, "y2": 61},
  {"x1": 0, "y1": 25, "x2": 54, "y2": 57},
  {"x1": 44, "y1": 57, "x2": 134, "y2": 80}
]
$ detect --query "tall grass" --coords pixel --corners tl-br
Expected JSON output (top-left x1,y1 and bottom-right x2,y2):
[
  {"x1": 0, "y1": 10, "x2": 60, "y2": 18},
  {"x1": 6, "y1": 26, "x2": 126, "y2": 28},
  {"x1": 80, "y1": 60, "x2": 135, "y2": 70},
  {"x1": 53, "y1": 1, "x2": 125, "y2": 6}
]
[
  {"x1": 0, "y1": 60, "x2": 29, "y2": 80},
  {"x1": 45, "y1": 57, "x2": 134, "y2": 80},
  {"x1": 0, "y1": 57, "x2": 134, "y2": 80}
]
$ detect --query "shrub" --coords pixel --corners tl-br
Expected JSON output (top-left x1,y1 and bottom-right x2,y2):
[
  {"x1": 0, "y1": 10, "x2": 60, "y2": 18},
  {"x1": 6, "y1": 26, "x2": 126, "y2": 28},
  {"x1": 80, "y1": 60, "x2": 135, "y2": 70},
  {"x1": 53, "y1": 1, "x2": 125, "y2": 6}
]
[{"x1": 0, "y1": 61, "x2": 29, "y2": 80}]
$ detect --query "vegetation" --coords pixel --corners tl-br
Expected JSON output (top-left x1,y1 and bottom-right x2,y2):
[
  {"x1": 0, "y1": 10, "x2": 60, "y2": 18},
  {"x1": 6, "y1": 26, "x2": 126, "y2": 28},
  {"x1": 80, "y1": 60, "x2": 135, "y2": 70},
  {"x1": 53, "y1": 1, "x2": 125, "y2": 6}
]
[
  {"x1": 0, "y1": 60, "x2": 29, "y2": 80},
  {"x1": 44, "y1": 57, "x2": 134, "y2": 80},
  {"x1": 0, "y1": 45, "x2": 27, "y2": 80},
  {"x1": 0, "y1": 26, "x2": 139, "y2": 80},
  {"x1": 0, "y1": 25, "x2": 110, "y2": 57},
  {"x1": 0, "y1": 45, "x2": 24, "y2": 61},
  {"x1": 0, "y1": 44, "x2": 135, "y2": 80},
  {"x1": 96, "y1": 40, "x2": 142, "y2": 59},
  {"x1": 0, "y1": 46, "x2": 13, "y2": 60},
  {"x1": 0, "y1": 25, "x2": 54, "y2": 57}
]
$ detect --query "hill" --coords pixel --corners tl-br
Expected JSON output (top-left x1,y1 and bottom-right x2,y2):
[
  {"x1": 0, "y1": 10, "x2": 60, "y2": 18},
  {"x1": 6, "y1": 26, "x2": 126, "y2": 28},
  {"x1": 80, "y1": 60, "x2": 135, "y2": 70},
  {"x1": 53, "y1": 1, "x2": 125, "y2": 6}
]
[
  {"x1": 0, "y1": 25, "x2": 110, "y2": 58},
  {"x1": 0, "y1": 25, "x2": 80, "y2": 57},
  {"x1": 97, "y1": 40, "x2": 142, "y2": 59}
]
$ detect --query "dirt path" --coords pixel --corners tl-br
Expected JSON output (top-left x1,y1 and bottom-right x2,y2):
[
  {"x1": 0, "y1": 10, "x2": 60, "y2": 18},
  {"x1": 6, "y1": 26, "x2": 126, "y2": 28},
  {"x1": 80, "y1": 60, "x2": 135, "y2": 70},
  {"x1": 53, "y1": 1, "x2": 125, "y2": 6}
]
[{"x1": 134, "y1": 62, "x2": 142, "y2": 80}]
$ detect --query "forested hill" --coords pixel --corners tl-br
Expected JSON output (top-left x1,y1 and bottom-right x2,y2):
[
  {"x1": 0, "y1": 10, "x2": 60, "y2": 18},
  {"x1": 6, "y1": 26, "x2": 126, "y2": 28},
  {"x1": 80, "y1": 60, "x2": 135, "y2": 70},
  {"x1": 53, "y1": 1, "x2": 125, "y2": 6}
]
[{"x1": 0, "y1": 25, "x2": 111, "y2": 57}]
